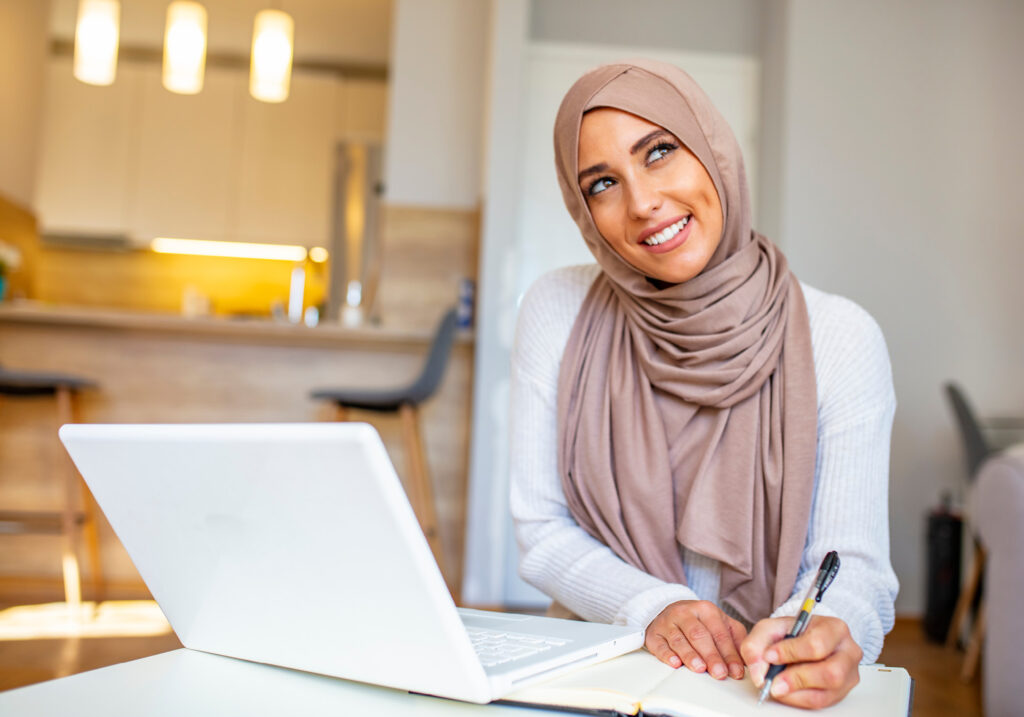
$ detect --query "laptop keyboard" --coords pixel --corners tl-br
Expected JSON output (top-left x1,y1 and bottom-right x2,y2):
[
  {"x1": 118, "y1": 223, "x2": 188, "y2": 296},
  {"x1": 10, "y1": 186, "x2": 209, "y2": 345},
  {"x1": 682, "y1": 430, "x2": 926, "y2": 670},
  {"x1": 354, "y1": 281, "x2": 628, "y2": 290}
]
[{"x1": 466, "y1": 626, "x2": 570, "y2": 667}]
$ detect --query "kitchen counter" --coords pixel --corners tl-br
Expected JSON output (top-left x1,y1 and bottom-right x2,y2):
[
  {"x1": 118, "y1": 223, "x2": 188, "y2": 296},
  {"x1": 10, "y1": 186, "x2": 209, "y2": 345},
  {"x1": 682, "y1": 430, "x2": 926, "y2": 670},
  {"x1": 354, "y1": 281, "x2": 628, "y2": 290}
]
[
  {"x1": 0, "y1": 300, "x2": 473, "y2": 603},
  {"x1": 0, "y1": 301, "x2": 472, "y2": 349}
]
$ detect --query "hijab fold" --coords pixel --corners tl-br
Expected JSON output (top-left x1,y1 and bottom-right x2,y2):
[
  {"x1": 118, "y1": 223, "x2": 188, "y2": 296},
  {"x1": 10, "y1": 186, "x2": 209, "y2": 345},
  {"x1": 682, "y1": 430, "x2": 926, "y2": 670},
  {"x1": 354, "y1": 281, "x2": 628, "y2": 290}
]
[{"x1": 553, "y1": 60, "x2": 818, "y2": 622}]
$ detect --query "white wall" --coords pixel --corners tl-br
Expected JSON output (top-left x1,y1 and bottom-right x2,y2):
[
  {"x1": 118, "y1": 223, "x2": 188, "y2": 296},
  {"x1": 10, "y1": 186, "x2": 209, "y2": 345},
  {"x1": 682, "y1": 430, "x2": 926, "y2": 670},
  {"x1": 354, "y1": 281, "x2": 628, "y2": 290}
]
[
  {"x1": 529, "y1": 0, "x2": 763, "y2": 56},
  {"x1": 383, "y1": 0, "x2": 489, "y2": 208},
  {"x1": 773, "y1": 0, "x2": 1024, "y2": 615},
  {"x1": 472, "y1": 0, "x2": 1024, "y2": 616},
  {"x1": 0, "y1": 0, "x2": 50, "y2": 208}
]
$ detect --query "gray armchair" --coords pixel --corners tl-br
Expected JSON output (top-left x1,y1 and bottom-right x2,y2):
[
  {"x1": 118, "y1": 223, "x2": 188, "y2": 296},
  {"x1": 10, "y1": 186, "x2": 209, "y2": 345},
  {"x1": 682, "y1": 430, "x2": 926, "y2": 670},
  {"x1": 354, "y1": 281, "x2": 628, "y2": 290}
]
[{"x1": 971, "y1": 447, "x2": 1024, "y2": 717}]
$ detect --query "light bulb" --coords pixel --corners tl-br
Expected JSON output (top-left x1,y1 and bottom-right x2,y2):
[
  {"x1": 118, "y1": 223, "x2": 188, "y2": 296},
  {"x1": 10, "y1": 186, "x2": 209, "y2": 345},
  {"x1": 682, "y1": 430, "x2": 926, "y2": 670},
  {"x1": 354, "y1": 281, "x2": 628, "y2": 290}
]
[
  {"x1": 163, "y1": 1, "x2": 208, "y2": 95},
  {"x1": 73, "y1": 0, "x2": 120, "y2": 86},
  {"x1": 250, "y1": 9, "x2": 294, "y2": 103}
]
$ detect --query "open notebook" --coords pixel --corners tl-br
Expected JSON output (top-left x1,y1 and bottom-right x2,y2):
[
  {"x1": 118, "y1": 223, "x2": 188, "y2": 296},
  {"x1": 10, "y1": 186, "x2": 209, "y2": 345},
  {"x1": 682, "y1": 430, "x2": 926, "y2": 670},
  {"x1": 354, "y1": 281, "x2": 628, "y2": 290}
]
[{"x1": 500, "y1": 651, "x2": 912, "y2": 717}]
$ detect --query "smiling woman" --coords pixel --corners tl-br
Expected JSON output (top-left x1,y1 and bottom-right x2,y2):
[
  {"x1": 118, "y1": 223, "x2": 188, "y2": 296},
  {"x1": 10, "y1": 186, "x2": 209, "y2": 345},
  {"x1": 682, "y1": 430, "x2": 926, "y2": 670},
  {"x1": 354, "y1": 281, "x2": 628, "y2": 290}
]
[{"x1": 509, "y1": 59, "x2": 899, "y2": 711}]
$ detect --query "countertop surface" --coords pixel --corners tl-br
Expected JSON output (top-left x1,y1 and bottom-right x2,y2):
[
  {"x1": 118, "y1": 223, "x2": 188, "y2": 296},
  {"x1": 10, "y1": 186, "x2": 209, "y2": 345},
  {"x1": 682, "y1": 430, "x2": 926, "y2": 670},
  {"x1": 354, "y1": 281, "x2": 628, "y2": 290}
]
[{"x1": 0, "y1": 301, "x2": 471, "y2": 348}]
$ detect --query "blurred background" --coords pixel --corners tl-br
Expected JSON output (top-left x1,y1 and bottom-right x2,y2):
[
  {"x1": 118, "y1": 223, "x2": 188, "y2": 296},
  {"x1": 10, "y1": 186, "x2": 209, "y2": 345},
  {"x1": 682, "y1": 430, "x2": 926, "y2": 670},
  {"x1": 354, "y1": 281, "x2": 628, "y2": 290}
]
[{"x1": 1, "y1": 1, "x2": 1022, "y2": 715}]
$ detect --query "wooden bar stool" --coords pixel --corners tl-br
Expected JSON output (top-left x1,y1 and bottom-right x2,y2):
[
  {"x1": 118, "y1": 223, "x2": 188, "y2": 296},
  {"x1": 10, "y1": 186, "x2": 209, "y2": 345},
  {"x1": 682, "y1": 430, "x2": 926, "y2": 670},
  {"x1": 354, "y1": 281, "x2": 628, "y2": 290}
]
[
  {"x1": 310, "y1": 309, "x2": 458, "y2": 598},
  {"x1": 0, "y1": 367, "x2": 102, "y2": 606}
]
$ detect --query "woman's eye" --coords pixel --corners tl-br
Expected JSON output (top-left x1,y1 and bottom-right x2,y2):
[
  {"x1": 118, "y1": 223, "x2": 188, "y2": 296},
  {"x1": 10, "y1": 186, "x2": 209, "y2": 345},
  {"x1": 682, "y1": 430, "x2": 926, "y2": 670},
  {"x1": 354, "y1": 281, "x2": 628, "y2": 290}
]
[
  {"x1": 587, "y1": 177, "x2": 614, "y2": 196},
  {"x1": 646, "y1": 142, "x2": 677, "y2": 164}
]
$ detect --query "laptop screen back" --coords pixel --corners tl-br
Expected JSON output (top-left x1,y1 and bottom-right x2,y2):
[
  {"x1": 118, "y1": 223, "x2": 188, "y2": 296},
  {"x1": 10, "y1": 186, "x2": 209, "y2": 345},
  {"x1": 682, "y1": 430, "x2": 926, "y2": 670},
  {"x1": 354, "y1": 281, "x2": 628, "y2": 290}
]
[{"x1": 59, "y1": 422, "x2": 489, "y2": 701}]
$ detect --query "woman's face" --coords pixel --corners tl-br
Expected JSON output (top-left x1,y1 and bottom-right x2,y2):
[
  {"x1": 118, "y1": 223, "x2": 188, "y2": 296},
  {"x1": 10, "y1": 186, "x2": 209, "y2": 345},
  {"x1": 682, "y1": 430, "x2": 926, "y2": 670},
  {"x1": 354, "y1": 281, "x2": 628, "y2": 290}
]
[{"x1": 577, "y1": 108, "x2": 723, "y2": 284}]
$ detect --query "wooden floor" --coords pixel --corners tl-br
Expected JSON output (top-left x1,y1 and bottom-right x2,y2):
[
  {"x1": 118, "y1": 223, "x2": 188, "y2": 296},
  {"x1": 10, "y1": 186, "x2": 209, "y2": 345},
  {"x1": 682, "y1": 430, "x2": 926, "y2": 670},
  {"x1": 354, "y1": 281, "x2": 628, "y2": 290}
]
[
  {"x1": 877, "y1": 619, "x2": 982, "y2": 717},
  {"x1": 0, "y1": 614, "x2": 983, "y2": 715}
]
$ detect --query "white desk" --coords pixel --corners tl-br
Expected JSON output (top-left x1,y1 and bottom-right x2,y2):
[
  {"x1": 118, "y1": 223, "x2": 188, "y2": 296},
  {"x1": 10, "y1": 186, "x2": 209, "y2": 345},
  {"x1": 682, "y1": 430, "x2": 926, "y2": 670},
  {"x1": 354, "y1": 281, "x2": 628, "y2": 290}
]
[{"x1": 0, "y1": 649, "x2": 558, "y2": 716}]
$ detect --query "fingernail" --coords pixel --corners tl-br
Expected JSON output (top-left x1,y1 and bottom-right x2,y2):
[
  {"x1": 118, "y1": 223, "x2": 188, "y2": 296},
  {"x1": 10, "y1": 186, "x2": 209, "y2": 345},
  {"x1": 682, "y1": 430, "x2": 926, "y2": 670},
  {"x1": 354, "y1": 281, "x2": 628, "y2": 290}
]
[
  {"x1": 669, "y1": 656, "x2": 681, "y2": 668},
  {"x1": 692, "y1": 657, "x2": 705, "y2": 671},
  {"x1": 711, "y1": 664, "x2": 727, "y2": 679},
  {"x1": 751, "y1": 661, "x2": 766, "y2": 686},
  {"x1": 772, "y1": 680, "x2": 790, "y2": 697},
  {"x1": 730, "y1": 663, "x2": 744, "y2": 679},
  {"x1": 764, "y1": 649, "x2": 778, "y2": 663}
]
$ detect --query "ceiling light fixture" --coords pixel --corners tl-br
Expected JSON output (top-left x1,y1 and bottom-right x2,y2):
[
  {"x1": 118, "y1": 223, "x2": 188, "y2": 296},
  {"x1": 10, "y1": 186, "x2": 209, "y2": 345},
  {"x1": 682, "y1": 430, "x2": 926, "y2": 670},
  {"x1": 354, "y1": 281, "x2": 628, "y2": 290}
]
[
  {"x1": 249, "y1": 9, "x2": 294, "y2": 103},
  {"x1": 73, "y1": 0, "x2": 120, "y2": 86},
  {"x1": 162, "y1": 1, "x2": 208, "y2": 95}
]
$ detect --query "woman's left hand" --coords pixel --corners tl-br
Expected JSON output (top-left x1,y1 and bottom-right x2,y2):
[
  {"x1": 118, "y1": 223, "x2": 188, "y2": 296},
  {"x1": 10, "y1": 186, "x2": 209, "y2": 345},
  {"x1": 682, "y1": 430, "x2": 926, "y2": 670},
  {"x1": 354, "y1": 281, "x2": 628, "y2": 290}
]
[{"x1": 739, "y1": 615, "x2": 862, "y2": 710}]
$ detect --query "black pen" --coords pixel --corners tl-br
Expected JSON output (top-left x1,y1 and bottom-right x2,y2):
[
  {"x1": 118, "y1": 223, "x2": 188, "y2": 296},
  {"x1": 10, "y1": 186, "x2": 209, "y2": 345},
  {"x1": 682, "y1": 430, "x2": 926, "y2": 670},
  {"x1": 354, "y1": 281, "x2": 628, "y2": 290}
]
[{"x1": 757, "y1": 551, "x2": 841, "y2": 706}]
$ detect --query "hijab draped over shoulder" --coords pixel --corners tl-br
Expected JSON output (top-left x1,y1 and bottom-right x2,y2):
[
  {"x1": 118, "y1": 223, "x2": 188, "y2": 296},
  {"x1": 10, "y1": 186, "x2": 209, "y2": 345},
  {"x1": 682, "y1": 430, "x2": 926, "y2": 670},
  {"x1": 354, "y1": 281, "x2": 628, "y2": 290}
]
[{"x1": 553, "y1": 59, "x2": 818, "y2": 623}]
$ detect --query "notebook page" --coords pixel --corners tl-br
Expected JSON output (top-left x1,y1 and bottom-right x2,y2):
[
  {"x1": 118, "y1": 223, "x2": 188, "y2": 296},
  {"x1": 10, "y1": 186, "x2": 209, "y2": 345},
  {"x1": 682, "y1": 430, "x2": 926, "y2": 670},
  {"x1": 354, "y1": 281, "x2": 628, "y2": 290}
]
[
  {"x1": 641, "y1": 664, "x2": 912, "y2": 717},
  {"x1": 502, "y1": 651, "x2": 675, "y2": 714}
]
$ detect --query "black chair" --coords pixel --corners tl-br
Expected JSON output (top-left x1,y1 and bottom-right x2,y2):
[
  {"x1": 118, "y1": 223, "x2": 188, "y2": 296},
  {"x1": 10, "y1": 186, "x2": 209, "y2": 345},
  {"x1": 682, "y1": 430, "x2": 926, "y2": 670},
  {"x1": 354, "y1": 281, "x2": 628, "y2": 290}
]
[
  {"x1": 310, "y1": 308, "x2": 458, "y2": 593},
  {"x1": 944, "y1": 382, "x2": 994, "y2": 479},
  {"x1": 0, "y1": 366, "x2": 103, "y2": 605}
]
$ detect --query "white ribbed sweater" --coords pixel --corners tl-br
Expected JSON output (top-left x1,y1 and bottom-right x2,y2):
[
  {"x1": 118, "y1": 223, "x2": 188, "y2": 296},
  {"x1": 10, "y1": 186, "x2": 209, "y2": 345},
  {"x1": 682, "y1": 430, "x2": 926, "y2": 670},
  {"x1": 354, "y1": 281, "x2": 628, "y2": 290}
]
[{"x1": 509, "y1": 264, "x2": 898, "y2": 663}]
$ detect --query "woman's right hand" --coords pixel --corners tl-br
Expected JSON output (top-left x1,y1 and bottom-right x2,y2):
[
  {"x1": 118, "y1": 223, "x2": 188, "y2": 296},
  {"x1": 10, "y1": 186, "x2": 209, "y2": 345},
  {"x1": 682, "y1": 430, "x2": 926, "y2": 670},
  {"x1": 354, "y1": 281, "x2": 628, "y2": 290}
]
[{"x1": 644, "y1": 600, "x2": 747, "y2": 680}]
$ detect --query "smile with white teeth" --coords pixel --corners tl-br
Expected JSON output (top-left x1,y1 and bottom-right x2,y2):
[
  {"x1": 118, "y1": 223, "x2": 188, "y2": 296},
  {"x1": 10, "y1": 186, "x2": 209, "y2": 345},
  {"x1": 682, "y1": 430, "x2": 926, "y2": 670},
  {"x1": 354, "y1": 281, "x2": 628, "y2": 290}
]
[{"x1": 642, "y1": 216, "x2": 690, "y2": 246}]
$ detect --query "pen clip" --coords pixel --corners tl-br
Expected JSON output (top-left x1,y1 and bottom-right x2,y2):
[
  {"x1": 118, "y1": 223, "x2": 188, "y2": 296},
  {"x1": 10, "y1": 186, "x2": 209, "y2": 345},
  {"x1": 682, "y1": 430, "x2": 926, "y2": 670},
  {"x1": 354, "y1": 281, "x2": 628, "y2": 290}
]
[{"x1": 813, "y1": 551, "x2": 841, "y2": 602}]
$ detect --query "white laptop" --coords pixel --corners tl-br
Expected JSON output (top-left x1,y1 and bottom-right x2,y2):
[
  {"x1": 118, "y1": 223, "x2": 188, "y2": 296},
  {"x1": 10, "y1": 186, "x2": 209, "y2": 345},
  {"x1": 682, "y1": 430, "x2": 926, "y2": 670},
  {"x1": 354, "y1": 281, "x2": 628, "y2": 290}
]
[{"x1": 59, "y1": 422, "x2": 643, "y2": 704}]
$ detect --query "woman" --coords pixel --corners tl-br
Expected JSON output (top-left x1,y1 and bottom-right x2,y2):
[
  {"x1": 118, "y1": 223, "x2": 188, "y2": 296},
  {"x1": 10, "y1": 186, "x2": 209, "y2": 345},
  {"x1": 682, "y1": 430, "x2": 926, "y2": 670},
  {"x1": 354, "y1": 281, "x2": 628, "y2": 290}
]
[{"x1": 509, "y1": 59, "x2": 898, "y2": 709}]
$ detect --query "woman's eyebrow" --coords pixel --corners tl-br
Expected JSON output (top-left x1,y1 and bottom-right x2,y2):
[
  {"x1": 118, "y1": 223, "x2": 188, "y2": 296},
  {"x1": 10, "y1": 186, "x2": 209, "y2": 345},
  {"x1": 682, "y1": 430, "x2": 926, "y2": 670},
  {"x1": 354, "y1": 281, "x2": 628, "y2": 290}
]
[
  {"x1": 578, "y1": 162, "x2": 609, "y2": 183},
  {"x1": 630, "y1": 129, "x2": 671, "y2": 155}
]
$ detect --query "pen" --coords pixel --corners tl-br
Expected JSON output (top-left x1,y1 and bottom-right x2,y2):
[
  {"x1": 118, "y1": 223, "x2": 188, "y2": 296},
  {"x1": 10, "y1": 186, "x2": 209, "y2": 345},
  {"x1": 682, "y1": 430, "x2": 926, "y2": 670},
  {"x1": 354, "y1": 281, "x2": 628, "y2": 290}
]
[{"x1": 757, "y1": 551, "x2": 841, "y2": 706}]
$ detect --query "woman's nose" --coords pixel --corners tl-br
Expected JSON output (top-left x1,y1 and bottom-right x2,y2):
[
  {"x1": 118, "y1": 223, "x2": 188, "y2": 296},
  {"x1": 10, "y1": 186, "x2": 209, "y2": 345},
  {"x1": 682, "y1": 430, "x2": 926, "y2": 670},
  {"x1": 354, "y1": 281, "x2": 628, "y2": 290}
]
[{"x1": 626, "y1": 176, "x2": 662, "y2": 219}]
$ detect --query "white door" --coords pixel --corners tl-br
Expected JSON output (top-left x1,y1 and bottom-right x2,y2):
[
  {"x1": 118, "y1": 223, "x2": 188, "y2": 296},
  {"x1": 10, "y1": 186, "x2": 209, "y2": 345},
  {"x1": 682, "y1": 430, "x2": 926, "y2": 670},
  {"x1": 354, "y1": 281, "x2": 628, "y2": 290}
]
[{"x1": 501, "y1": 42, "x2": 762, "y2": 604}]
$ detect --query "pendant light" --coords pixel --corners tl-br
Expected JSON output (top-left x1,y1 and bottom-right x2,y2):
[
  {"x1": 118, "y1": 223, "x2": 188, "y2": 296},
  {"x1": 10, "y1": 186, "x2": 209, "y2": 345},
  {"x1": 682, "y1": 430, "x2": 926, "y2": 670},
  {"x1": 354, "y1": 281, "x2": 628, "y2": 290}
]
[
  {"x1": 249, "y1": 9, "x2": 294, "y2": 103},
  {"x1": 73, "y1": 0, "x2": 120, "y2": 86},
  {"x1": 162, "y1": 1, "x2": 208, "y2": 94}
]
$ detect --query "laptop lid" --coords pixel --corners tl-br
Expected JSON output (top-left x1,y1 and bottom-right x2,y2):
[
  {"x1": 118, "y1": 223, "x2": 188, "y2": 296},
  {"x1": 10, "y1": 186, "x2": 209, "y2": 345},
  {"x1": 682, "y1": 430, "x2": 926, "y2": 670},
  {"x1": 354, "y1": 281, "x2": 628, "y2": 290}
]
[{"x1": 59, "y1": 422, "x2": 492, "y2": 703}]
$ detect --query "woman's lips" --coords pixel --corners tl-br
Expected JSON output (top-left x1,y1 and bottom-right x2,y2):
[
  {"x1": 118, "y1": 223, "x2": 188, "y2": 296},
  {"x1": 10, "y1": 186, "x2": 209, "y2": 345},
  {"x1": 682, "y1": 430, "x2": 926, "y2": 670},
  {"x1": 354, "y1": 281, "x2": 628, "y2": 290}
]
[{"x1": 638, "y1": 215, "x2": 692, "y2": 254}]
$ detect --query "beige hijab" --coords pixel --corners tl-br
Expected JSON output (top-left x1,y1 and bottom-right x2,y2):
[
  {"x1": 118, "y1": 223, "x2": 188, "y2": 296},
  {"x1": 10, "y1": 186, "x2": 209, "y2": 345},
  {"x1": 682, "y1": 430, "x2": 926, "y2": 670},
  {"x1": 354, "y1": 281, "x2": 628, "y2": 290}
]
[{"x1": 554, "y1": 59, "x2": 818, "y2": 623}]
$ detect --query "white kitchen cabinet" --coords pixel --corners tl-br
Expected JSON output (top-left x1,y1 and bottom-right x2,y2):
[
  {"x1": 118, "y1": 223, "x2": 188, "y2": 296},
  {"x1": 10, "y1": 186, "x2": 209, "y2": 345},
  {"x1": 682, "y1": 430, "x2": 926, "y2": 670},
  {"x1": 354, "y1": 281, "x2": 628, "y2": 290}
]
[
  {"x1": 33, "y1": 57, "x2": 140, "y2": 237},
  {"x1": 233, "y1": 72, "x2": 340, "y2": 247},
  {"x1": 343, "y1": 78, "x2": 389, "y2": 144},
  {"x1": 129, "y1": 64, "x2": 240, "y2": 243},
  {"x1": 32, "y1": 57, "x2": 388, "y2": 248}
]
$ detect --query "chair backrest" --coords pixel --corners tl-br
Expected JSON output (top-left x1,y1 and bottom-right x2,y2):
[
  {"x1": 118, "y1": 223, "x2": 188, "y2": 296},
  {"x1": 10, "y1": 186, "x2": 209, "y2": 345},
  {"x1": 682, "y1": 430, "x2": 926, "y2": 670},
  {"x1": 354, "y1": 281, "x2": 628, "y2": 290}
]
[
  {"x1": 405, "y1": 308, "x2": 458, "y2": 405},
  {"x1": 944, "y1": 382, "x2": 993, "y2": 479}
]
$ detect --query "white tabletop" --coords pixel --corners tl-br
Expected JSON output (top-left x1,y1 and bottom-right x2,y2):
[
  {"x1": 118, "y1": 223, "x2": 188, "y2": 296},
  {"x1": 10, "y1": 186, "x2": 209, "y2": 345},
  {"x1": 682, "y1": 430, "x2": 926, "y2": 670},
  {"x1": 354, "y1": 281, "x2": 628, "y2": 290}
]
[{"x1": 0, "y1": 649, "x2": 556, "y2": 716}]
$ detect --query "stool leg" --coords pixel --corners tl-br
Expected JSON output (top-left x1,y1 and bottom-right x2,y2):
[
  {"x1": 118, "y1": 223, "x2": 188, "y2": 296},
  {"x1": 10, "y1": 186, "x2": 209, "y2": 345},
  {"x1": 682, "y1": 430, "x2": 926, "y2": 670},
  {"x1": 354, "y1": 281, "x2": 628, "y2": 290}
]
[
  {"x1": 55, "y1": 386, "x2": 84, "y2": 608},
  {"x1": 70, "y1": 391, "x2": 105, "y2": 603},
  {"x1": 961, "y1": 599, "x2": 986, "y2": 682},
  {"x1": 398, "y1": 403, "x2": 449, "y2": 594}
]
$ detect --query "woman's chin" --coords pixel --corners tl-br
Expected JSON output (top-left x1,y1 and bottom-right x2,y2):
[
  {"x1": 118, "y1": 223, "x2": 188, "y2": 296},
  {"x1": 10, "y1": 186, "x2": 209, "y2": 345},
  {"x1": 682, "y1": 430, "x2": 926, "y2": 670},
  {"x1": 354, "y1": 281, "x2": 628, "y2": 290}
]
[{"x1": 639, "y1": 257, "x2": 709, "y2": 286}]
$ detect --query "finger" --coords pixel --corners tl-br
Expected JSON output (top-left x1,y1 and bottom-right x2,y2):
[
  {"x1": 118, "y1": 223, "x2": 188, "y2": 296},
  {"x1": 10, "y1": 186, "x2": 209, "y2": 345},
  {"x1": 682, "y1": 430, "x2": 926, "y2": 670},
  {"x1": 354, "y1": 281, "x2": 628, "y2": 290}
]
[
  {"x1": 764, "y1": 618, "x2": 845, "y2": 666},
  {"x1": 740, "y1": 617, "x2": 791, "y2": 663},
  {"x1": 740, "y1": 617, "x2": 792, "y2": 685},
  {"x1": 771, "y1": 686, "x2": 836, "y2": 710},
  {"x1": 726, "y1": 617, "x2": 748, "y2": 679},
  {"x1": 664, "y1": 625, "x2": 707, "y2": 673},
  {"x1": 728, "y1": 616, "x2": 748, "y2": 644},
  {"x1": 645, "y1": 633, "x2": 683, "y2": 669},
  {"x1": 700, "y1": 610, "x2": 745, "y2": 680},
  {"x1": 770, "y1": 651, "x2": 860, "y2": 700},
  {"x1": 676, "y1": 615, "x2": 729, "y2": 679}
]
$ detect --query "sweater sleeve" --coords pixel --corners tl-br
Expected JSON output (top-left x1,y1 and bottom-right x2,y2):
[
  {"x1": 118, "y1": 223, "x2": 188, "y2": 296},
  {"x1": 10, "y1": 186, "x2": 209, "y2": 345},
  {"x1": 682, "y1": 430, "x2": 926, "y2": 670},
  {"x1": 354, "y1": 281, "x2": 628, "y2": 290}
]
[
  {"x1": 769, "y1": 291, "x2": 899, "y2": 663},
  {"x1": 509, "y1": 267, "x2": 699, "y2": 628}
]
